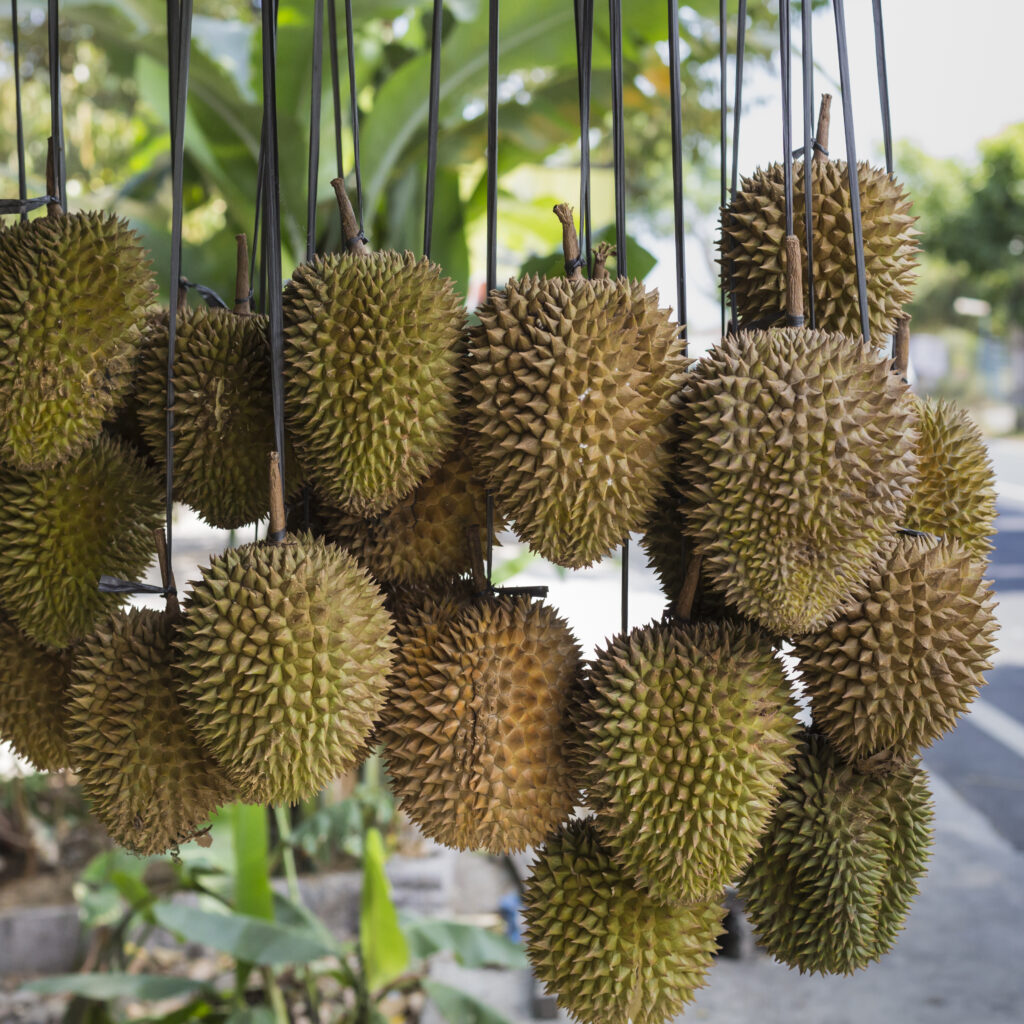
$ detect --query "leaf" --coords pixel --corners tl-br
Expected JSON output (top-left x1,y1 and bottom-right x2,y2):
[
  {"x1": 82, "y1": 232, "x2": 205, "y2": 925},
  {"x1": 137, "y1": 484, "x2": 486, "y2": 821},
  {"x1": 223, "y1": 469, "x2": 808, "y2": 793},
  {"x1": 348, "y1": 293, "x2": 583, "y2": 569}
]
[
  {"x1": 403, "y1": 918, "x2": 528, "y2": 970},
  {"x1": 359, "y1": 827, "x2": 410, "y2": 993},
  {"x1": 153, "y1": 901, "x2": 337, "y2": 966},
  {"x1": 223, "y1": 1010, "x2": 277, "y2": 1024},
  {"x1": 422, "y1": 980, "x2": 517, "y2": 1024},
  {"x1": 230, "y1": 803, "x2": 274, "y2": 922},
  {"x1": 23, "y1": 974, "x2": 209, "y2": 1002}
]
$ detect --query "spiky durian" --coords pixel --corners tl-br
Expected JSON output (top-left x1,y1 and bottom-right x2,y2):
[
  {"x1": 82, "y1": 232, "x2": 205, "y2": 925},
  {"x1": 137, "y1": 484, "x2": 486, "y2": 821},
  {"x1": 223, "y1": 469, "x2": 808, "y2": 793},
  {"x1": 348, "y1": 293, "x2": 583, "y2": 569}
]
[
  {"x1": 677, "y1": 328, "x2": 919, "y2": 635},
  {"x1": 0, "y1": 212, "x2": 155, "y2": 469},
  {"x1": 720, "y1": 159, "x2": 917, "y2": 344},
  {"x1": 580, "y1": 618, "x2": 799, "y2": 904},
  {"x1": 322, "y1": 444, "x2": 499, "y2": 586},
  {"x1": 523, "y1": 819, "x2": 724, "y2": 1024},
  {"x1": 465, "y1": 274, "x2": 685, "y2": 568},
  {"x1": 0, "y1": 435, "x2": 163, "y2": 649},
  {"x1": 283, "y1": 250, "x2": 465, "y2": 516},
  {"x1": 382, "y1": 592, "x2": 582, "y2": 853},
  {"x1": 794, "y1": 533, "x2": 997, "y2": 761},
  {"x1": 68, "y1": 608, "x2": 235, "y2": 855},
  {"x1": 134, "y1": 306, "x2": 295, "y2": 529},
  {"x1": 903, "y1": 397, "x2": 997, "y2": 558},
  {"x1": 740, "y1": 730, "x2": 933, "y2": 975},
  {"x1": 175, "y1": 533, "x2": 394, "y2": 806},
  {"x1": 0, "y1": 615, "x2": 74, "y2": 772}
]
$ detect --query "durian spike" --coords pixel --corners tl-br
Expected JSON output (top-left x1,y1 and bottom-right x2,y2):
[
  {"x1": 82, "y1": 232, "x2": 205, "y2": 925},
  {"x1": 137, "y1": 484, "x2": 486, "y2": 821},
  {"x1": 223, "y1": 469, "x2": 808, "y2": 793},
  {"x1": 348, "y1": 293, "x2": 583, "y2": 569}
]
[
  {"x1": 593, "y1": 241, "x2": 614, "y2": 280},
  {"x1": 784, "y1": 234, "x2": 804, "y2": 323},
  {"x1": 465, "y1": 525, "x2": 488, "y2": 593},
  {"x1": 153, "y1": 526, "x2": 180, "y2": 618},
  {"x1": 894, "y1": 314, "x2": 911, "y2": 378},
  {"x1": 814, "y1": 93, "x2": 832, "y2": 163},
  {"x1": 675, "y1": 552, "x2": 703, "y2": 622},
  {"x1": 45, "y1": 137, "x2": 62, "y2": 218},
  {"x1": 268, "y1": 451, "x2": 287, "y2": 543},
  {"x1": 331, "y1": 177, "x2": 371, "y2": 256},
  {"x1": 553, "y1": 202, "x2": 583, "y2": 282},
  {"x1": 234, "y1": 233, "x2": 251, "y2": 315}
]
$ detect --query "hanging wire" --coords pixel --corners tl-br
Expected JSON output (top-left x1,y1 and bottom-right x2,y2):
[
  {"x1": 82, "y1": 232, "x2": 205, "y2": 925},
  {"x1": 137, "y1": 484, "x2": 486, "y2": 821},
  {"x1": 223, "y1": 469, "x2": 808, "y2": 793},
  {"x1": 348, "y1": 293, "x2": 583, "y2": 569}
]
[
  {"x1": 47, "y1": 0, "x2": 66, "y2": 211},
  {"x1": 423, "y1": 0, "x2": 444, "y2": 258},
  {"x1": 832, "y1": 0, "x2": 871, "y2": 345},
  {"x1": 718, "y1": 0, "x2": 727, "y2": 336},
  {"x1": 729, "y1": 0, "x2": 747, "y2": 202},
  {"x1": 11, "y1": 0, "x2": 27, "y2": 221},
  {"x1": 343, "y1": 0, "x2": 365, "y2": 232},
  {"x1": 801, "y1": 0, "x2": 816, "y2": 328},
  {"x1": 306, "y1": 0, "x2": 325, "y2": 263},
  {"x1": 573, "y1": 0, "x2": 594, "y2": 274},
  {"x1": 780, "y1": 0, "x2": 795, "y2": 240},
  {"x1": 872, "y1": 0, "x2": 893, "y2": 176},
  {"x1": 667, "y1": 0, "x2": 687, "y2": 348},
  {"x1": 327, "y1": 0, "x2": 345, "y2": 178},
  {"x1": 484, "y1": 0, "x2": 500, "y2": 583}
]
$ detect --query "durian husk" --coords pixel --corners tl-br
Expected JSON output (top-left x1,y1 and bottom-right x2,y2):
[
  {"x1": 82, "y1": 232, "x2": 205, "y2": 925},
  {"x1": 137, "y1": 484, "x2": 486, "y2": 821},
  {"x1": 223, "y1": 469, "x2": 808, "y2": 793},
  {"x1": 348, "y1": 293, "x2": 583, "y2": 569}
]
[
  {"x1": 176, "y1": 532, "x2": 395, "y2": 806},
  {"x1": 465, "y1": 274, "x2": 685, "y2": 568},
  {"x1": 0, "y1": 212, "x2": 156, "y2": 469},
  {"x1": 719, "y1": 159, "x2": 918, "y2": 344},
  {"x1": 283, "y1": 250, "x2": 465, "y2": 516},
  {"x1": 580, "y1": 618, "x2": 800, "y2": 904},
  {"x1": 523, "y1": 818, "x2": 725, "y2": 1024},
  {"x1": 0, "y1": 435, "x2": 164, "y2": 649},
  {"x1": 795, "y1": 533, "x2": 998, "y2": 761},
  {"x1": 677, "y1": 327, "x2": 919, "y2": 635},
  {"x1": 0, "y1": 614, "x2": 75, "y2": 772},
  {"x1": 382, "y1": 592, "x2": 582, "y2": 853},
  {"x1": 740, "y1": 730, "x2": 934, "y2": 975},
  {"x1": 903, "y1": 396, "x2": 997, "y2": 558},
  {"x1": 68, "y1": 608, "x2": 236, "y2": 855}
]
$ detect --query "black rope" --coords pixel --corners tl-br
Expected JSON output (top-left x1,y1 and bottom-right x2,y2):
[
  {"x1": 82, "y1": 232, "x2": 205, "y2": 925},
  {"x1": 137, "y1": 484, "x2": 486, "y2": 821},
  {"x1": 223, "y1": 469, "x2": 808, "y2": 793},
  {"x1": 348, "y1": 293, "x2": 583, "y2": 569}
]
[
  {"x1": 306, "y1": 0, "x2": 325, "y2": 263},
  {"x1": 484, "y1": 0, "x2": 500, "y2": 583},
  {"x1": 423, "y1": 0, "x2": 444, "y2": 258},
  {"x1": 0, "y1": 196, "x2": 59, "y2": 215},
  {"x1": 833, "y1": 0, "x2": 871, "y2": 345},
  {"x1": 573, "y1": 0, "x2": 594, "y2": 275},
  {"x1": 872, "y1": 0, "x2": 893, "y2": 176},
  {"x1": 780, "y1": 0, "x2": 794, "y2": 240},
  {"x1": 719, "y1": 0, "x2": 727, "y2": 336},
  {"x1": 667, "y1": 0, "x2": 687, "y2": 348},
  {"x1": 11, "y1": 0, "x2": 27, "y2": 221},
  {"x1": 47, "y1": 0, "x2": 66, "y2": 211},
  {"x1": 730, "y1": 0, "x2": 746, "y2": 200},
  {"x1": 343, "y1": 0, "x2": 364, "y2": 231},
  {"x1": 801, "y1": 0, "x2": 816, "y2": 329},
  {"x1": 250, "y1": 126, "x2": 265, "y2": 310},
  {"x1": 327, "y1": 0, "x2": 345, "y2": 178},
  {"x1": 181, "y1": 278, "x2": 229, "y2": 309}
]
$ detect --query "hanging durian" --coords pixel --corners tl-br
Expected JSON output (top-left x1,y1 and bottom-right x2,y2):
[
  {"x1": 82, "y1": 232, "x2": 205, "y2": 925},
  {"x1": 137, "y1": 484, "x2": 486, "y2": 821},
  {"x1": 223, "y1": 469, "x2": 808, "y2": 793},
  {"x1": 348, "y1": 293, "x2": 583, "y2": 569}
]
[
  {"x1": 0, "y1": 615, "x2": 75, "y2": 772},
  {"x1": 0, "y1": 434, "x2": 163, "y2": 649},
  {"x1": 283, "y1": 179, "x2": 465, "y2": 516},
  {"x1": 382, "y1": 587, "x2": 582, "y2": 853},
  {"x1": 580, "y1": 617, "x2": 799, "y2": 904},
  {"x1": 0, "y1": 161, "x2": 155, "y2": 469},
  {"x1": 522, "y1": 818, "x2": 724, "y2": 1024},
  {"x1": 464, "y1": 207, "x2": 685, "y2": 568},
  {"x1": 795, "y1": 533, "x2": 998, "y2": 762},
  {"x1": 740, "y1": 730, "x2": 933, "y2": 975}
]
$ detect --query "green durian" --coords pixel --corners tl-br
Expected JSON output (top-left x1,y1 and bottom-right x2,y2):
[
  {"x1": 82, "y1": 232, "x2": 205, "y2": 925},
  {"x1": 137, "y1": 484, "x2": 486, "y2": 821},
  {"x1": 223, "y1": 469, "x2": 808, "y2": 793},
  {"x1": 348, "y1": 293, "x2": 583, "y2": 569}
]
[
  {"x1": 0, "y1": 435, "x2": 163, "y2": 649},
  {"x1": 176, "y1": 533, "x2": 395, "y2": 806},
  {"x1": 68, "y1": 608, "x2": 235, "y2": 855},
  {"x1": 740, "y1": 730, "x2": 934, "y2": 975},
  {"x1": 523, "y1": 818, "x2": 724, "y2": 1024},
  {"x1": 0, "y1": 211, "x2": 155, "y2": 468},
  {"x1": 795, "y1": 533, "x2": 998, "y2": 762},
  {"x1": 580, "y1": 618, "x2": 799, "y2": 904},
  {"x1": 677, "y1": 327, "x2": 919, "y2": 635},
  {"x1": 720, "y1": 159, "x2": 917, "y2": 344},
  {"x1": 0, "y1": 614, "x2": 75, "y2": 772}
]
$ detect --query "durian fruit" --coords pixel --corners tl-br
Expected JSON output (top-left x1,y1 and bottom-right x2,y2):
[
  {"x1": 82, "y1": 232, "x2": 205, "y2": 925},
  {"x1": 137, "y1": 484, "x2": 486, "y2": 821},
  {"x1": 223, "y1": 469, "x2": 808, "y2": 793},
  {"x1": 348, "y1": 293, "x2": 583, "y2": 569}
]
[
  {"x1": 175, "y1": 532, "x2": 395, "y2": 806},
  {"x1": 135, "y1": 305, "x2": 295, "y2": 529},
  {"x1": 522, "y1": 818, "x2": 724, "y2": 1024},
  {"x1": 382, "y1": 592, "x2": 582, "y2": 853},
  {"x1": 0, "y1": 435, "x2": 163, "y2": 649},
  {"x1": 0, "y1": 615, "x2": 75, "y2": 772},
  {"x1": 283, "y1": 179, "x2": 465, "y2": 516},
  {"x1": 68, "y1": 608, "x2": 236, "y2": 855},
  {"x1": 465, "y1": 223, "x2": 685, "y2": 567},
  {"x1": 720, "y1": 158, "x2": 917, "y2": 343},
  {"x1": 580, "y1": 618, "x2": 799, "y2": 904},
  {"x1": 0, "y1": 211, "x2": 155, "y2": 469},
  {"x1": 322, "y1": 443, "x2": 500, "y2": 587},
  {"x1": 740, "y1": 730, "x2": 933, "y2": 975},
  {"x1": 677, "y1": 327, "x2": 919, "y2": 635},
  {"x1": 903, "y1": 396, "x2": 997, "y2": 558},
  {"x1": 795, "y1": 533, "x2": 998, "y2": 762}
]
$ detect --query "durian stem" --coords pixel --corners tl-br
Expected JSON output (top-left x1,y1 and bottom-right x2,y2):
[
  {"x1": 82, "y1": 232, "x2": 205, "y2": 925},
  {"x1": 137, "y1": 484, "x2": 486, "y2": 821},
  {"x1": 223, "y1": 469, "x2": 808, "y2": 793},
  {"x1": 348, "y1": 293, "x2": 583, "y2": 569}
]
[
  {"x1": 153, "y1": 527, "x2": 180, "y2": 617},
  {"x1": 465, "y1": 525, "x2": 488, "y2": 593},
  {"x1": 331, "y1": 177, "x2": 371, "y2": 256},
  {"x1": 45, "y1": 138, "x2": 62, "y2": 218},
  {"x1": 814, "y1": 94, "x2": 831, "y2": 163},
  {"x1": 234, "y1": 233, "x2": 252, "y2": 315},
  {"x1": 784, "y1": 234, "x2": 805, "y2": 324},
  {"x1": 893, "y1": 314, "x2": 911, "y2": 378},
  {"x1": 675, "y1": 553, "x2": 702, "y2": 622},
  {"x1": 593, "y1": 241, "x2": 615, "y2": 281},
  {"x1": 554, "y1": 202, "x2": 583, "y2": 282},
  {"x1": 269, "y1": 452, "x2": 287, "y2": 544},
  {"x1": 176, "y1": 278, "x2": 189, "y2": 312}
]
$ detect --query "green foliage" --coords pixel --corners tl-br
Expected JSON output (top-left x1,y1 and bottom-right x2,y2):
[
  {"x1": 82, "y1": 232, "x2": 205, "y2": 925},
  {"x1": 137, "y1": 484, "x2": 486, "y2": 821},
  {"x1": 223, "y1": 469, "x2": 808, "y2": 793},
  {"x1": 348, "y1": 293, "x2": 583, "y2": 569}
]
[
  {"x1": 403, "y1": 917, "x2": 528, "y2": 969},
  {"x1": 423, "y1": 980, "x2": 517, "y2": 1024},
  {"x1": 359, "y1": 827, "x2": 411, "y2": 994}
]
